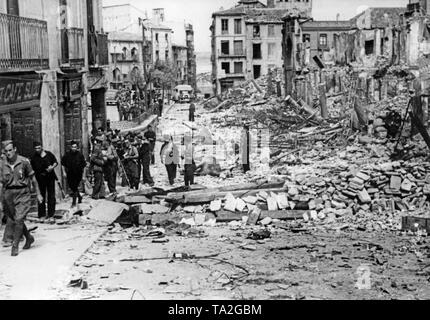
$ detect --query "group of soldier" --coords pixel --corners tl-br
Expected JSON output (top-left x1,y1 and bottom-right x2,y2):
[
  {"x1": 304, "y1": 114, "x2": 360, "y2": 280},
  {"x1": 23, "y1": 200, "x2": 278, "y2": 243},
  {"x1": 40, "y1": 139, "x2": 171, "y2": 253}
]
[
  {"x1": 0, "y1": 124, "x2": 167, "y2": 257},
  {"x1": 116, "y1": 88, "x2": 143, "y2": 122},
  {"x1": 89, "y1": 125, "x2": 158, "y2": 196}
]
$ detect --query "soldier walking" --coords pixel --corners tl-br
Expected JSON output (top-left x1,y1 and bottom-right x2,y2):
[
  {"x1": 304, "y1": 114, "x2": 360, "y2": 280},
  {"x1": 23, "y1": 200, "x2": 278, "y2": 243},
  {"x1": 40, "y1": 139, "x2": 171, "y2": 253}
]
[
  {"x1": 61, "y1": 141, "x2": 86, "y2": 207},
  {"x1": 0, "y1": 141, "x2": 43, "y2": 256},
  {"x1": 102, "y1": 139, "x2": 118, "y2": 195},
  {"x1": 90, "y1": 137, "x2": 106, "y2": 200},
  {"x1": 123, "y1": 138, "x2": 140, "y2": 190},
  {"x1": 144, "y1": 125, "x2": 156, "y2": 165},
  {"x1": 189, "y1": 103, "x2": 196, "y2": 122},
  {"x1": 139, "y1": 137, "x2": 155, "y2": 187}
]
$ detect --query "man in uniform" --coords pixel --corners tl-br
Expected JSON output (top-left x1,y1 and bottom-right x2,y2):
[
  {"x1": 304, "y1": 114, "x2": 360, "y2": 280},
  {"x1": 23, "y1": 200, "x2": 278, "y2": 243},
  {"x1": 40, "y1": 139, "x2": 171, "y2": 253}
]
[
  {"x1": 189, "y1": 103, "x2": 196, "y2": 122},
  {"x1": 102, "y1": 138, "x2": 118, "y2": 196},
  {"x1": 139, "y1": 137, "x2": 155, "y2": 187},
  {"x1": 158, "y1": 97, "x2": 164, "y2": 117},
  {"x1": 123, "y1": 138, "x2": 140, "y2": 190},
  {"x1": 144, "y1": 125, "x2": 157, "y2": 165},
  {"x1": 30, "y1": 142, "x2": 58, "y2": 220},
  {"x1": 90, "y1": 137, "x2": 106, "y2": 200},
  {"x1": 0, "y1": 141, "x2": 43, "y2": 256},
  {"x1": 1, "y1": 141, "x2": 13, "y2": 247},
  {"x1": 61, "y1": 141, "x2": 87, "y2": 207}
]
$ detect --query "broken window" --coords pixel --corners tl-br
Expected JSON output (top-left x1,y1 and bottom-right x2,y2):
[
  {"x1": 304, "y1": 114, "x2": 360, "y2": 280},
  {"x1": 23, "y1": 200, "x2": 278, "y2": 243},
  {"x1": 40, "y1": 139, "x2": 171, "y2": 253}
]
[
  {"x1": 221, "y1": 19, "x2": 229, "y2": 34},
  {"x1": 234, "y1": 40, "x2": 243, "y2": 55},
  {"x1": 253, "y1": 65, "x2": 261, "y2": 79},
  {"x1": 253, "y1": 25, "x2": 260, "y2": 38},
  {"x1": 319, "y1": 34, "x2": 327, "y2": 47},
  {"x1": 234, "y1": 62, "x2": 243, "y2": 74},
  {"x1": 155, "y1": 33, "x2": 159, "y2": 43},
  {"x1": 234, "y1": 19, "x2": 242, "y2": 34},
  {"x1": 221, "y1": 40, "x2": 230, "y2": 55},
  {"x1": 365, "y1": 40, "x2": 374, "y2": 55},
  {"x1": 268, "y1": 24, "x2": 275, "y2": 37},
  {"x1": 253, "y1": 43, "x2": 262, "y2": 59},
  {"x1": 221, "y1": 62, "x2": 230, "y2": 74}
]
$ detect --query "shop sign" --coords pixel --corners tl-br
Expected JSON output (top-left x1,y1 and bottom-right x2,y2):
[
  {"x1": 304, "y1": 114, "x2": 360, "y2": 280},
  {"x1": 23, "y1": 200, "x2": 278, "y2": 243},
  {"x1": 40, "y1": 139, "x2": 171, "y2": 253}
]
[{"x1": 0, "y1": 77, "x2": 41, "y2": 106}]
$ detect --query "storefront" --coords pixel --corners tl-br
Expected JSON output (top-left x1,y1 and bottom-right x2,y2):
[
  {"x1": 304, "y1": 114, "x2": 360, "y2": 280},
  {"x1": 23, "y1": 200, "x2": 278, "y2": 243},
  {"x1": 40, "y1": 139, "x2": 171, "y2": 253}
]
[{"x1": 0, "y1": 72, "x2": 43, "y2": 158}]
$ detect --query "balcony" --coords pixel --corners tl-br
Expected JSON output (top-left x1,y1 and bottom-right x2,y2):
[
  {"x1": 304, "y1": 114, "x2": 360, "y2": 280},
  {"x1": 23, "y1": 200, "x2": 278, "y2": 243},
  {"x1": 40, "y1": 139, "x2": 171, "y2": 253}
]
[
  {"x1": 0, "y1": 13, "x2": 49, "y2": 72},
  {"x1": 89, "y1": 32, "x2": 109, "y2": 67},
  {"x1": 61, "y1": 28, "x2": 85, "y2": 69}
]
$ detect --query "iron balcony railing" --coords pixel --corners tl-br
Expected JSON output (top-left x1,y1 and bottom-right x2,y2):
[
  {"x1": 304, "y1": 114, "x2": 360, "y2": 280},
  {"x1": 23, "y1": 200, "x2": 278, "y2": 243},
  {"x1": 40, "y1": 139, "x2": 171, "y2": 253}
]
[
  {"x1": 61, "y1": 27, "x2": 85, "y2": 68},
  {"x1": 0, "y1": 12, "x2": 49, "y2": 72}
]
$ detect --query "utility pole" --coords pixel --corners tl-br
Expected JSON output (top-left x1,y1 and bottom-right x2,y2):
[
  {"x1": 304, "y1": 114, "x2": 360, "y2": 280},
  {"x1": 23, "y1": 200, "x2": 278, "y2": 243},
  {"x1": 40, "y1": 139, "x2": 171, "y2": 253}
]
[{"x1": 139, "y1": 18, "x2": 148, "y2": 110}]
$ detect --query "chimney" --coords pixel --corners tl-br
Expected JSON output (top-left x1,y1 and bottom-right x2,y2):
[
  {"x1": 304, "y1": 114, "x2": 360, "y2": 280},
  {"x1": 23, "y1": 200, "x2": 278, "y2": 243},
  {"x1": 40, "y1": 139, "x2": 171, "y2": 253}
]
[
  {"x1": 336, "y1": 13, "x2": 340, "y2": 21},
  {"x1": 267, "y1": 0, "x2": 275, "y2": 8}
]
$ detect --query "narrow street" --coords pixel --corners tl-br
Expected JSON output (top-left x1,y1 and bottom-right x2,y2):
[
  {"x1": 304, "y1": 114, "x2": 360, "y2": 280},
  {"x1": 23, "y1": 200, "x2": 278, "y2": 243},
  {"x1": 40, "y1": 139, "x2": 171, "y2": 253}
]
[
  {"x1": 38, "y1": 103, "x2": 430, "y2": 300},
  {"x1": 2, "y1": 0, "x2": 430, "y2": 304}
]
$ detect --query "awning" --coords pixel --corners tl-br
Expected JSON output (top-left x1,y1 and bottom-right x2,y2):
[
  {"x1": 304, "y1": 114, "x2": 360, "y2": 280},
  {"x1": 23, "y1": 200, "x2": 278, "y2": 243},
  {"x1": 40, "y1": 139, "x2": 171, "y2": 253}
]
[{"x1": 0, "y1": 71, "x2": 42, "y2": 113}]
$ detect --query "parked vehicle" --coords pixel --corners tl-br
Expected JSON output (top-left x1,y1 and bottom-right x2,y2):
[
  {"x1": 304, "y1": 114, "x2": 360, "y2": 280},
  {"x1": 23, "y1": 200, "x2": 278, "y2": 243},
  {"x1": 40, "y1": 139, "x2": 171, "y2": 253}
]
[{"x1": 173, "y1": 85, "x2": 194, "y2": 103}]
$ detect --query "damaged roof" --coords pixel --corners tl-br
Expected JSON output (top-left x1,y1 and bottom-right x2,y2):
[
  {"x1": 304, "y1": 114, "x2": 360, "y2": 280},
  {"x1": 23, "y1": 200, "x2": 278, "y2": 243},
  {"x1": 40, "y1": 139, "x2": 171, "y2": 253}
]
[{"x1": 350, "y1": 7, "x2": 406, "y2": 29}]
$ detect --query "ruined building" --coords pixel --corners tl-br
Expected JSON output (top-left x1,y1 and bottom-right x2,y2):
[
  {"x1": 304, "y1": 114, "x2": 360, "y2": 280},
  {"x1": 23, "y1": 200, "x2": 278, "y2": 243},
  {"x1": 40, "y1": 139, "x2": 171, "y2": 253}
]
[
  {"x1": 211, "y1": 0, "x2": 312, "y2": 95},
  {"x1": 103, "y1": 5, "x2": 196, "y2": 89},
  {"x1": 186, "y1": 24, "x2": 197, "y2": 91}
]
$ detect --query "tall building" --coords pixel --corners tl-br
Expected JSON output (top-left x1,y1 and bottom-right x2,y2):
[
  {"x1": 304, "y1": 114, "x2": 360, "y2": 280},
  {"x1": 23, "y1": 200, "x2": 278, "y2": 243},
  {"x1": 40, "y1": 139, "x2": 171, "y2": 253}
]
[
  {"x1": 0, "y1": 0, "x2": 108, "y2": 194},
  {"x1": 103, "y1": 5, "x2": 195, "y2": 88},
  {"x1": 211, "y1": 0, "x2": 312, "y2": 95}
]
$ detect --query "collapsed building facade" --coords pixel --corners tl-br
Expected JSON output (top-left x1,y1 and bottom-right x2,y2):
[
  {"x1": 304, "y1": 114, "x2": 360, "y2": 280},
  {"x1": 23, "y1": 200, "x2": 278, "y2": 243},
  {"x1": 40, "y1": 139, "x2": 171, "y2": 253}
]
[
  {"x1": 103, "y1": 5, "x2": 197, "y2": 92},
  {"x1": 282, "y1": 2, "x2": 430, "y2": 109}
]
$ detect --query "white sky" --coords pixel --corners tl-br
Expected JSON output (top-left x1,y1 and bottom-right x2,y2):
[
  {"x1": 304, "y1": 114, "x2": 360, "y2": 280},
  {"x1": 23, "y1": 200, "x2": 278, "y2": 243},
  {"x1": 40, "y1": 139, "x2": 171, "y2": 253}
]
[{"x1": 103, "y1": 0, "x2": 409, "y2": 52}]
